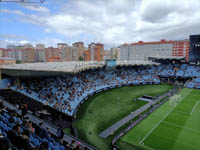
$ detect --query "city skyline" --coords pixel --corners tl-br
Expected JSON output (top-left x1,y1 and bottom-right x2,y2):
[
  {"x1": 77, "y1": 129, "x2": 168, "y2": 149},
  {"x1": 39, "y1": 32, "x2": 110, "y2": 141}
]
[
  {"x1": 0, "y1": 41, "x2": 106, "y2": 63},
  {"x1": 1, "y1": 0, "x2": 200, "y2": 49}
]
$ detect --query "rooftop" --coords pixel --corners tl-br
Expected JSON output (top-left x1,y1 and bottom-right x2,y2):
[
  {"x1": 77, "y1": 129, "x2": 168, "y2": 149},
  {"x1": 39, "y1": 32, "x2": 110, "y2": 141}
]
[
  {"x1": 0, "y1": 61, "x2": 159, "y2": 77},
  {"x1": 149, "y1": 56, "x2": 185, "y2": 60}
]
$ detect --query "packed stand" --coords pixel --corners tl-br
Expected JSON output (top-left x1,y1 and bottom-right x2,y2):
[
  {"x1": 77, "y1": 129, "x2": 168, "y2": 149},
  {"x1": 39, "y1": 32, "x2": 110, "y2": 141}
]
[
  {"x1": 10, "y1": 63, "x2": 200, "y2": 116},
  {"x1": 186, "y1": 77, "x2": 200, "y2": 89},
  {"x1": 184, "y1": 65, "x2": 200, "y2": 77},
  {"x1": 11, "y1": 66, "x2": 160, "y2": 116},
  {"x1": 158, "y1": 64, "x2": 175, "y2": 77},
  {"x1": 175, "y1": 64, "x2": 187, "y2": 77},
  {"x1": 0, "y1": 101, "x2": 89, "y2": 150}
]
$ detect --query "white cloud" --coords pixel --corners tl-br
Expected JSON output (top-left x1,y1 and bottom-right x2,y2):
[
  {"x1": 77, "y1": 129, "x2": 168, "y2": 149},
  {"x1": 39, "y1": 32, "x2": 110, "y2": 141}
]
[
  {"x1": 19, "y1": 40, "x2": 30, "y2": 44},
  {"x1": 0, "y1": 39, "x2": 31, "y2": 48},
  {"x1": 38, "y1": 38, "x2": 65, "y2": 48},
  {"x1": 1, "y1": 0, "x2": 200, "y2": 48},
  {"x1": 44, "y1": 28, "x2": 51, "y2": 33},
  {"x1": 21, "y1": 4, "x2": 50, "y2": 13}
]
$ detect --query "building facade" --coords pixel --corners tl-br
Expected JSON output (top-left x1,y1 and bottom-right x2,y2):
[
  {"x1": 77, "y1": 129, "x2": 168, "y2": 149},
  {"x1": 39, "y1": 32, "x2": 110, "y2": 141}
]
[
  {"x1": 103, "y1": 50, "x2": 111, "y2": 60},
  {"x1": 22, "y1": 48, "x2": 35, "y2": 63},
  {"x1": 36, "y1": 44, "x2": 46, "y2": 62},
  {"x1": 23, "y1": 44, "x2": 34, "y2": 49},
  {"x1": 0, "y1": 57, "x2": 16, "y2": 65},
  {"x1": 172, "y1": 40, "x2": 190, "y2": 61},
  {"x1": 57, "y1": 43, "x2": 69, "y2": 61},
  {"x1": 71, "y1": 47, "x2": 78, "y2": 61},
  {"x1": 119, "y1": 40, "x2": 189, "y2": 61},
  {"x1": 0, "y1": 48, "x2": 4, "y2": 58},
  {"x1": 110, "y1": 47, "x2": 120, "y2": 60},
  {"x1": 45, "y1": 47, "x2": 61, "y2": 62},
  {"x1": 88, "y1": 43, "x2": 104, "y2": 61},
  {"x1": 84, "y1": 49, "x2": 90, "y2": 61},
  {"x1": 73, "y1": 42, "x2": 84, "y2": 60}
]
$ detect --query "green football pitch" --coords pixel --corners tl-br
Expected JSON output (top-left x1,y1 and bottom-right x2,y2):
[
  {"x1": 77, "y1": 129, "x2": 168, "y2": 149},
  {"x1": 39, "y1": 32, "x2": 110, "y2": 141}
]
[
  {"x1": 120, "y1": 88, "x2": 200, "y2": 150},
  {"x1": 74, "y1": 84, "x2": 172, "y2": 150}
]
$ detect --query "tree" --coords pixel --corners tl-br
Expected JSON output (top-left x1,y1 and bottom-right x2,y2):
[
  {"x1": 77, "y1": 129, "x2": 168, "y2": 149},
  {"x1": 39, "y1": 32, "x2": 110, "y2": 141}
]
[
  {"x1": 79, "y1": 56, "x2": 83, "y2": 61},
  {"x1": 16, "y1": 60, "x2": 22, "y2": 64}
]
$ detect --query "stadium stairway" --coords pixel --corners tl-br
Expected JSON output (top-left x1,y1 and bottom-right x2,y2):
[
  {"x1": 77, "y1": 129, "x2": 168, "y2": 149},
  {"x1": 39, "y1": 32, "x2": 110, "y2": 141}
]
[{"x1": 182, "y1": 64, "x2": 188, "y2": 77}]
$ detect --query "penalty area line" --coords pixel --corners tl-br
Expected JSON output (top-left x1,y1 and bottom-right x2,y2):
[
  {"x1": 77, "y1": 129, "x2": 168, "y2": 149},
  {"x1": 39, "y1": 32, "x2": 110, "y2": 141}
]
[
  {"x1": 190, "y1": 101, "x2": 200, "y2": 114},
  {"x1": 173, "y1": 110, "x2": 190, "y2": 115},
  {"x1": 139, "y1": 89, "x2": 192, "y2": 146},
  {"x1": 139, "y1": 142, "x2": 155, "y2": 150},
  {"x1": 161, "y1": 121, "x2": 200, "y2": 134}
]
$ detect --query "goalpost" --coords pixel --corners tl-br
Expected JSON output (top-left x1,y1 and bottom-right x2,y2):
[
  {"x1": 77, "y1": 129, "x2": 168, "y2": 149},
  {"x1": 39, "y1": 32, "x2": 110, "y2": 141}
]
[{"x1": 169, "y1": 95, "x2": 182, "y2": 107}]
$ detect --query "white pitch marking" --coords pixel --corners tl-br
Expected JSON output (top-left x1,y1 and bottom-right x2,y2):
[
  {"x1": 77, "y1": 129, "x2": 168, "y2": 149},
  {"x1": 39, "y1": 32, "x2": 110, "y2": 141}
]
[
  {"x1": 190, "y1": 101, "x2": 200, "y2": 114},
  {"x1": 139, "y1": 89, "x2": 192, "y2": 147},
  {"x1": 161, "y1": 121, "x2": 200, "y2": 134},
  {"x1": 173, "y1": 110, "x2": 190, "y2": 115}
]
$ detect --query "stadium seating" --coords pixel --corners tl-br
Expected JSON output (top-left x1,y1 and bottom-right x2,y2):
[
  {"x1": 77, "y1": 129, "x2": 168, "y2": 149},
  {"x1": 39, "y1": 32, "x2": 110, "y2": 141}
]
[
  {"x1": 158, "y1": 64, "x2": 175, "y2": 76},
  {"x1": 175, "y1": 64, "x2": 187, "y2": 77},
  {"x1": 10, "y1": 63, "x2": 200, "y2": 116},
  {"x1": 186, "y1": 77, "x2": 200, "y2": 89},
  {"x1": 184, "y1": 65, "x2": 200, "y2": 77},
  {"x1": 11, "y1": 66, "x2": 160, "y2": 116},
  {"x1": 0, "y1": 107, "x2": 67, "y2": 150}
]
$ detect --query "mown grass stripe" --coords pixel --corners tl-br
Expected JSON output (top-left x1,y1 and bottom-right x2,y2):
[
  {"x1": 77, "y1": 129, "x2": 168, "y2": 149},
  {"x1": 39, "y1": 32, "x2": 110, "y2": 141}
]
[{"x1": 140, "y1": 89, "x2": 192, "y2": 146}]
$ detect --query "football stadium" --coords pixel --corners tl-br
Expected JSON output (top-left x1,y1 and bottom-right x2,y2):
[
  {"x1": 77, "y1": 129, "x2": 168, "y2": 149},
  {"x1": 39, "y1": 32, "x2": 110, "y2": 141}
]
[
  {"x1": 1, "y1": 0, "x2": 200, "y2": 150},
  {"x1": 1, "y1": 52, "x2": 200, "y2": 150}
]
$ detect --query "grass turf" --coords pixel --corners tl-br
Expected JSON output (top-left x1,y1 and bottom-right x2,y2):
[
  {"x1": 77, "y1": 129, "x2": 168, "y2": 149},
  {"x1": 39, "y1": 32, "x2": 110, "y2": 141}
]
[
  {"x1": 74, "y1": 84, "x2": 172, "y2": 150},
  {"x1": 121, "y1": 88, "x2": 200, "y2": 150}
]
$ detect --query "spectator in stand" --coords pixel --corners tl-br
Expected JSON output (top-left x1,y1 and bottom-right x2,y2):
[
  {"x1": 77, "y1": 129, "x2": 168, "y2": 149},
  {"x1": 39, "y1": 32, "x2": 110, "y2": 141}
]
[
  {"x1": 12, "y1": 65, "x2": 161, "y2": 116},
  {"x1": 0, "y1": 100, "x2": 3, "y2": 109},
  {"x1": 39, "y1": 142, "x2": 49, "y2": 150},
  {"x1": 7, "y1": 82, "x2": 11, "y2": 88},
  {"x1": 0, "y1": 129, "x2": 12, "y2": 150},
  {"x1": 7, "y1": 124, "x2": 21, "y2": 149},
  {"x1": 56, "y1": 124, "x2": 64, "y2": 144},
  {"x1": 0, "y1": 106, "x2": 71, "y2": 150},
  {"x1": 35, "y1": 122, "x2": 43, "y2": 135},
  {"x1": 20, "y1": 104, "x2": 28, "y2": 117},
  {"x1": 39, "y1": 126, "x2": 51, "y2": 141},
  {"x1": 71, "y1": 140, "x2": 77, "y2": 149},
  {"x1": 17, "y1": 131, "x2": 31, "y2": 150},
  {"x1": 25, "y1": 120, "x2": 35, "y2": 134}
]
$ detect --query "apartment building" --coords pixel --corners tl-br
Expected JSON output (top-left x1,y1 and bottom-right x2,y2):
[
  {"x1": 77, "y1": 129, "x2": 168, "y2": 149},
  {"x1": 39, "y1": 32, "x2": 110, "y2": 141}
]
[{"x1": 119, "y1": 40, "x2": 189, "y2": 61}]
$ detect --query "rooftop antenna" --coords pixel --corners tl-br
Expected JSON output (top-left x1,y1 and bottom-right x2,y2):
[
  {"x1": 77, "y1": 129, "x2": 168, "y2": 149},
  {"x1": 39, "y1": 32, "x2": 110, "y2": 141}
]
[{"x1": 0, "y1": 0, "x2": 45, "y2": 3}]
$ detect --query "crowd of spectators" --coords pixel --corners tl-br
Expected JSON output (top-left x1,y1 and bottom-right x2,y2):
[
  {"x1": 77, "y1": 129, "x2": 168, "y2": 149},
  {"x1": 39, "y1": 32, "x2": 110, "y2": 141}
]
[
  {"x1": 3, "y1": 63, "x2": 200, "y2": 149},
  {"x1": 186, "y1": 77, "x2": 200, "y2": 89},
  {"x1": 0, "y1": 100, "x2": 89, "y2": 150},
  {"x1": 12, "y1": 66, "x2": 161, "y2": 116},
  {"x1": 10, "y1": 63, "x2": 200, "y2": 115},
  {"x1": 184, "y1": 65, "x2": 200, "y2": 77},
  {"x1": 158, "y1": 63, "x2": 200, "y2": 78}
]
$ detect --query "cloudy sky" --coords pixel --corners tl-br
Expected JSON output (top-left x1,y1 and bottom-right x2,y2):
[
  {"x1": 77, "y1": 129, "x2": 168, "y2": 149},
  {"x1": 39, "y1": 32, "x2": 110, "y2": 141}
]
[{"x1": 0, "y1": 0, "x2": 200, "y2": 49}]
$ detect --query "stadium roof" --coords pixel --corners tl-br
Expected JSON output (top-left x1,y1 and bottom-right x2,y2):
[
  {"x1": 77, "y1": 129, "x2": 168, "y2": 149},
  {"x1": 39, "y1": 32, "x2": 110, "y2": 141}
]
[
  {"x1": 116, "y1": 61, "x2": 159, "y2": 66},
  {"x1": 0, "y1": 61, "x2": 104, "y2": 76},
  {"x1": 1, "y1": 62, "x2": 78, "y2": 72},
  {"x1": 0, "y1": 61, "x2": 159, "y2": 77},
  {"x1": 149, "y1": 56, "x2": 185, "y2": 60}
]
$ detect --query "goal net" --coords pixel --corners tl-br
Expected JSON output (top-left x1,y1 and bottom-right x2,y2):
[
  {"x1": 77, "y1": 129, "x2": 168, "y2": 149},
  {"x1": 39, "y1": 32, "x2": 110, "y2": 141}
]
[{"x1": 169, "y1": 95, "x2": 182, "y2": 107}]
